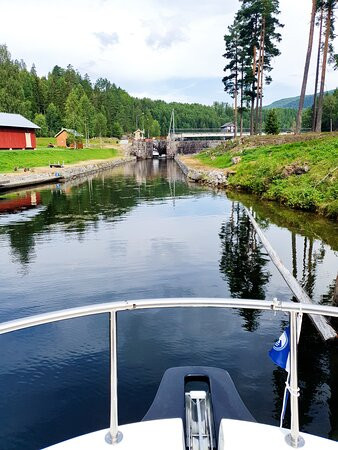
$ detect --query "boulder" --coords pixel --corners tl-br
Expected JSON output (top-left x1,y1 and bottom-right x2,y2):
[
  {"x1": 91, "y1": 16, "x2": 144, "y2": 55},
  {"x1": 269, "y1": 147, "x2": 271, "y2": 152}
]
[
  {"x1": 282, "y1": 163, "x2": 310, "y2": 177},
  {"x1": 231, "y1": 156, "x2": 242, "y2": 165},
  {"x1": 188, "y1": 170, "x2": 204, "y2": 182}
]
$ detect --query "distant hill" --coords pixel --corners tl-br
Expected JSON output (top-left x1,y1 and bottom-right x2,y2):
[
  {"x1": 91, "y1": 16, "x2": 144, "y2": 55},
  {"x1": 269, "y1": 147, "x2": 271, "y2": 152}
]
[{"x1": 265, "y1": 90, "x2": 335, "y2": 109}]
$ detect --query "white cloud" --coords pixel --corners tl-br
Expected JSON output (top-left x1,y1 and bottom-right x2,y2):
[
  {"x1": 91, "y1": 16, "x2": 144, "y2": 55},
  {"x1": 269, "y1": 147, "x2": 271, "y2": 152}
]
[
  {"x1": 1, "y1": 0, "x2": 337, "y2": 104},
  {"x1": 94, "y1": 32, "x2": 119, "y2": 48},
  {"x1": 144, "y1": 20, "x2": 187, "y2": 50}
]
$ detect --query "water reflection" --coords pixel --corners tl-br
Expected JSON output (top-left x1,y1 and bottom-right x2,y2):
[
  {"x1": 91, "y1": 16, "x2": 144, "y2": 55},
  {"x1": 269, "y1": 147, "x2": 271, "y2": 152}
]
[
  {"x1": 0, "y1": 161, "x2": 191, "y2": 269},
  {"x1": 219, "y1": 203, "x2": 270, "y2": 331},
  {"x1": 0, "y1": 160, "x2": 337, "y2": 449},
  {"x1": 224, "y1": 194, "x2": 337, "y2": 438}
]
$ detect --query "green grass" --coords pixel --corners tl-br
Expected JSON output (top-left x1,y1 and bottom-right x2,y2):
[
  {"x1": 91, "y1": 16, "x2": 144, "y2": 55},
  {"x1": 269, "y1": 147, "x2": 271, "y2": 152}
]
[
  {"x1": 89, "y1": 137, "x2": 119, "y2": 148},
  {"x1": 0, "y1": 147, "x2": 119, "y2": 173},
  {"x1": 195, "y1": 136, "x2": 338, "y2": 218},
  {"x1": 36, "y1": 137, "x2": 119, "y2": 149},
  {"x1": 36, "y1": 137, "x2": 57, "y2": 147}
]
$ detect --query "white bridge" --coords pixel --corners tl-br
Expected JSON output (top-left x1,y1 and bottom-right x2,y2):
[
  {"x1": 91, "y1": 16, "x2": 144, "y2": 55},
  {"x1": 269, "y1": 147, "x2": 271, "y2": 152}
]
[{"x1": 169, "y1": 129, "x2": 251, "y2": 141}]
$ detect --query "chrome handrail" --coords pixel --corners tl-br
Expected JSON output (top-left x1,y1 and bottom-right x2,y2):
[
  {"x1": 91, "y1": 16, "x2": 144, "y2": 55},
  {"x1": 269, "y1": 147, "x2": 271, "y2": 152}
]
[{"x1": 0, "y1": 298, "x2": 337, "y2": 448}]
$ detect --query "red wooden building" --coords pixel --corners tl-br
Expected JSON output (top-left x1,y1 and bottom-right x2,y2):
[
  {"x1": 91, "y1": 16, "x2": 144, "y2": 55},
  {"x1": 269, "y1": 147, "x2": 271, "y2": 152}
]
[{"x1": 0, "y1": 113, "x2": 40, "y2": 149}]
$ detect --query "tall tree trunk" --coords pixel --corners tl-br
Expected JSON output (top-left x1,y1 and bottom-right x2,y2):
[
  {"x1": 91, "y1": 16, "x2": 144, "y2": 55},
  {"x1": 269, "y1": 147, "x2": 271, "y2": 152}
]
[
  {"x1": 255, "y1": 27, "x2": 264, "y2": 133},
  {"x1": 259, "y1": 68, "x2": 264, "y2": 134},
  {"x1": 240, "y1": 112, "x2": 243, "y2": 137},
  {"x1": 295, "y1": 0, "x2": 317, "y2": 134},
  {"x1": 234, "y1": 89, "x2": 238, "y2": 138},
  {"x1": 315, "y1": 3, "x2": 332, "y2": 132},
  {"x1": 312, "y1": 7, "x2": 324, "y2": 131},
  {"x1": 259, "y1": 20, "x2": 266, "y2": 134},
  {"x1": 250, "y1": 47, "x2": 257, "y2": 135},
  {"x1": 240, "y1": 61, "x2": 244, "y2": 138},
  {"x1": 234, "y1": 43, "x2": 238, "y2": 138}
]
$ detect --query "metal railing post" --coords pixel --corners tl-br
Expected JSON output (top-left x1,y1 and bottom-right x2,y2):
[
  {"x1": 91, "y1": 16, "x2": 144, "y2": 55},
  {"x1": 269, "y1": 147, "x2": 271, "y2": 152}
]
[
  {"x1": 286, "y1": 311, "x2": 304, "y2": 448},
  {"x1": 105, "y1": 311, "x2": 123, "y2": 445}
]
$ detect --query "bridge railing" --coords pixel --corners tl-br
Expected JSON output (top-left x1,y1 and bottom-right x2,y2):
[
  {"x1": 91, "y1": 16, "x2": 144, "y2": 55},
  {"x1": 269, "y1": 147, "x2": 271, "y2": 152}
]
[{"x1": 172, "y1": 128, "x2": 314, "y2": 134}]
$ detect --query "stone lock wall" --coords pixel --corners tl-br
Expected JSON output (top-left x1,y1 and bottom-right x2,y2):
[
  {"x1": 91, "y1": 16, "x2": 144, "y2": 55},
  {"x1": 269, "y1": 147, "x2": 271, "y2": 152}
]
[
  {"x1": 130, "y1": 140, "x2": 153, "y2": 159},
  {"x1": 130, "y1": 138, "x2": 227, "y2": 159}
]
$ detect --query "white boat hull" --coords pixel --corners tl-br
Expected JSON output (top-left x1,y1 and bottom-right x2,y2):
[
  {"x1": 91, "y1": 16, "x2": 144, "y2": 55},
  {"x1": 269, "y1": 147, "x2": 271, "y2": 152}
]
[{"x1": 46, "y1": 418, "x2": 337, "y2": 449}]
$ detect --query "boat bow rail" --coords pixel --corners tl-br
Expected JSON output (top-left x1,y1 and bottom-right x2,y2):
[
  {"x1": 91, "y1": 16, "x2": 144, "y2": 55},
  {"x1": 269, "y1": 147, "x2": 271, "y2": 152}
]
[{"x1": 0, "y1": 298, "x2": 337, "y2": 449}]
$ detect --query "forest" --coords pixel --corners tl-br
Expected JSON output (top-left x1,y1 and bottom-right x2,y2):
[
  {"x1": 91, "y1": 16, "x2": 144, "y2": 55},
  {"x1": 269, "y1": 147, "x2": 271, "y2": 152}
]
[{"x1": 0, "y1": 43, "x2": 312, "y2": 139}]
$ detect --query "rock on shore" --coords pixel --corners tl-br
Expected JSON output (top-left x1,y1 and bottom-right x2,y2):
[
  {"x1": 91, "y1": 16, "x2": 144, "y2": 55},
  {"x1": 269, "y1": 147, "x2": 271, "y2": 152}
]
[{"x1": 175, "y1": 156, "x2": 228, "y2": 187}]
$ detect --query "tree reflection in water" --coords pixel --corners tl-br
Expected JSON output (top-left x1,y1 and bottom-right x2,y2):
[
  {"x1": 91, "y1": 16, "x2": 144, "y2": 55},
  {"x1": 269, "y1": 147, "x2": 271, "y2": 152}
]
[
  {"x1": 0, "y1": 161, "x2": 190, "y2": 269},
  {"x1": 219, "y1": 203, "x2": 271, "y2": 332}
]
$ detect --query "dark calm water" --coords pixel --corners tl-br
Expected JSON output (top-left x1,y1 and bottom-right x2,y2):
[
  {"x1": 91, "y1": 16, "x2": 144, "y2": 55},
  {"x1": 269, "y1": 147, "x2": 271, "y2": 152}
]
[{"x1": 0, "y1": 160, "x2": 337, "y2": 449}]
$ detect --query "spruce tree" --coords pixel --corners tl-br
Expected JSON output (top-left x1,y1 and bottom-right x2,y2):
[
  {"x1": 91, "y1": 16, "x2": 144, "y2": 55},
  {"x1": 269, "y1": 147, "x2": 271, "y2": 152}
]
[
  {"x1": 111, "y1": 122, "x2": 123, "y2": 139},
  {"x1": 46, "y1": 103, "x2": 62, "y2": 135},
  {"x1": 265, "y1": 109, "x2": 280, "y2": 134}
]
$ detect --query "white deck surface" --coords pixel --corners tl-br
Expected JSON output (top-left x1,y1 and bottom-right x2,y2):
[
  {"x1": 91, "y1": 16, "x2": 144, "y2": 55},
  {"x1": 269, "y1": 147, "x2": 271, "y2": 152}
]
[
  {"x1": 46, "y1": 418, "x2": 185, "y2": 449},
  {"x1": 219, "y1": 419, "x2": 338, "y2": 449},
  {"x1": 45, "y1": 417, "x2": 338, "y2": 449}
]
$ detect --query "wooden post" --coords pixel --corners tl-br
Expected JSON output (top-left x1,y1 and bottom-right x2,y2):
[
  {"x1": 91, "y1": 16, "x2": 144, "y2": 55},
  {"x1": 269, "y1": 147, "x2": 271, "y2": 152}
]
[{"x1": 334, "y1": 276, "x2": 338, "y2": 306}]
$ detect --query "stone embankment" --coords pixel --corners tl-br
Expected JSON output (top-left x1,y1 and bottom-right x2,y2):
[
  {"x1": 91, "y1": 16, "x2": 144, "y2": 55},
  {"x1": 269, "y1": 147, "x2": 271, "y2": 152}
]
[
  {"x1": 0, "y1": 157, "x2": 135, "y2": 192},
  {"x1": 175, "y1": 156, "x2": 228, "y2": 187},
  {"x1": 57, "y1": 157, "x2": 135, "y2": 181}
]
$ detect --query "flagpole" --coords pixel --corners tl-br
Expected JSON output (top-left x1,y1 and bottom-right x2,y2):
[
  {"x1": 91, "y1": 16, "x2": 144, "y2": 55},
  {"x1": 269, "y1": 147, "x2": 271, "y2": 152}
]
[
  {"x1": 280, "y1": 312, "x2": 303, "y2": 429},
  {"x1": 280, "y1": 372, "x2": 290, "y2": 428},
  {"x1": 286, "y1": 311, "x2": 304, "y2": 448}
]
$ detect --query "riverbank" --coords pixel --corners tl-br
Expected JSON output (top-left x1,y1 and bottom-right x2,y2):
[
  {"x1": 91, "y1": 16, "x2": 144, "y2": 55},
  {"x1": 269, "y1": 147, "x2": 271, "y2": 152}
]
[
  {"x1": 0, "y1": 156, "x2": 135, "y2": 191},
  {"x1": 178, "y1": 134, "x2": 338, "y2": 219}
]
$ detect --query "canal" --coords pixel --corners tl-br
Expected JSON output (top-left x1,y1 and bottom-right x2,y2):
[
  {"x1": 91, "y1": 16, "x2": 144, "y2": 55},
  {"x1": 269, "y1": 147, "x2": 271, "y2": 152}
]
[{"x1": 0, "y1": 159, "x2": 337, "y2": 448}]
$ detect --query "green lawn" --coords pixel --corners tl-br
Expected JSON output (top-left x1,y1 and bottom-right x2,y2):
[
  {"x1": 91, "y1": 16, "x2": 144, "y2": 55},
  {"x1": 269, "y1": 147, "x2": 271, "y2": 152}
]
[
  {"x1": 36, "y1": 137, "x2": 119, "y2": 148},
  {"x1": 0, "y1": 147, "x2": 119, "y2": 173},
  {"x1": 195, "y1": 136, "x2": 338, "y2": 218},
  {"x1": 36, "y1": 137, "x2": 57, "y2": 147}
]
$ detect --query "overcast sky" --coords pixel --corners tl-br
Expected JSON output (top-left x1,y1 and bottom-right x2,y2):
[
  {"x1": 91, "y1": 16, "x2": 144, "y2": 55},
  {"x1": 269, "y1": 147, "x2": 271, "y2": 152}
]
[{"x1": 2, "y1": 0, "x2": 337, "y2": 105}]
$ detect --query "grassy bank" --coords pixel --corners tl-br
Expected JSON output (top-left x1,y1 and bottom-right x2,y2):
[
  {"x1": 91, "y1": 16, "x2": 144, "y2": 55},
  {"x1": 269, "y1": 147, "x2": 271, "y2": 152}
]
[
  {"x1": 194, "y1": 134, "x2": 338, "y2": 218},
  {"x1": 0, "y1": 147, "x2": 120, "y2": 173},
  {"x1": 36, "y1": 137, "x2": 119, "y2": 148}
]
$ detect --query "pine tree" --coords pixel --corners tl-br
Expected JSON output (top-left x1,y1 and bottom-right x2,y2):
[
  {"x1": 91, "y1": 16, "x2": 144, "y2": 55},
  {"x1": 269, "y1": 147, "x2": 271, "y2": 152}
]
[
  {"x1": 295, "y1": 0, "x2": 317, "y2": 133},
  {"x1": 235, "y1": 0, "x2": 283, "y2": 135},
  {"x1": 223, "y1": 21, "x2": 241, "y2": 137},
  {"x1": 315, "y1": 0, "x2": 337, "y2": 132},
  {"x1": 265, "y1": 109, "x2": 280, "y2": 134},
  {"x1": 312, "y1": 2, "x2": 324, "y2": 131}
]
